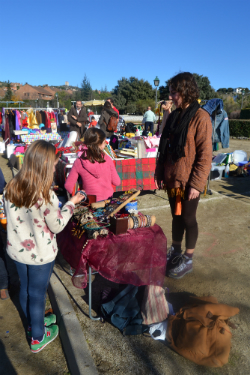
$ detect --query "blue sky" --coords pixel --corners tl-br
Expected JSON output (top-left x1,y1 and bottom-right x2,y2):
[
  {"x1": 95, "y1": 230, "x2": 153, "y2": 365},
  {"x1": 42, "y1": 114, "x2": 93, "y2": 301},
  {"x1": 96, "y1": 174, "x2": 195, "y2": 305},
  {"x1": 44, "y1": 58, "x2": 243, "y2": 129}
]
[{"x1": 1, "y1": 0, "x2": 249, "y2": 92}]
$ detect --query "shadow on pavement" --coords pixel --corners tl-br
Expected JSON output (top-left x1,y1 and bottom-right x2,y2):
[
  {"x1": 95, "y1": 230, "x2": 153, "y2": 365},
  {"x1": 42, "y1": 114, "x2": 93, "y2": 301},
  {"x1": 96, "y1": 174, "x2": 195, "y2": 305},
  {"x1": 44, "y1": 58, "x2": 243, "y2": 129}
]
[{"x1": 0, "y1": 340, "x2": 18, "y2": 375}]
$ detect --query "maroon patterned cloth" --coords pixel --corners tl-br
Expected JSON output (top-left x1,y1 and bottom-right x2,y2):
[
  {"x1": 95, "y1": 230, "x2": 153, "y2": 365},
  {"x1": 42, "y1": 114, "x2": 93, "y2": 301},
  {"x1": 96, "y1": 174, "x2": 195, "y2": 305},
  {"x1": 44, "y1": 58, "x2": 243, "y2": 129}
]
[{"x1": 57, "y1": 221, "x2": 167, "y2": 289}]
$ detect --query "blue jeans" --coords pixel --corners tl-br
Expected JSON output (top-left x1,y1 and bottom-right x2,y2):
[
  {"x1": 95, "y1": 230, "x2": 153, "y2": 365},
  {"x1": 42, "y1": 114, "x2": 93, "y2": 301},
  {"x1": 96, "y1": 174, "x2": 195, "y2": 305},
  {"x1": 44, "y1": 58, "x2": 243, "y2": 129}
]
[
  {"x1": 14, "y1": 260, "x2": 55, "y2": 340},
  {"x1": 145, "y1": 121, "x2": 154, "y2": 134}
]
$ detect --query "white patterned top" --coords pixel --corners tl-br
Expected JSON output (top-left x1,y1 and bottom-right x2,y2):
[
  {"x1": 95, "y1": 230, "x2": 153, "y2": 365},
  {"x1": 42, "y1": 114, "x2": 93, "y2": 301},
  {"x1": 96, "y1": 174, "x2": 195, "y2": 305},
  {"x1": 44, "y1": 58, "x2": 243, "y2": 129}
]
[{"x1": 4, "y1": 191, "x2": 75, "y2": 265}]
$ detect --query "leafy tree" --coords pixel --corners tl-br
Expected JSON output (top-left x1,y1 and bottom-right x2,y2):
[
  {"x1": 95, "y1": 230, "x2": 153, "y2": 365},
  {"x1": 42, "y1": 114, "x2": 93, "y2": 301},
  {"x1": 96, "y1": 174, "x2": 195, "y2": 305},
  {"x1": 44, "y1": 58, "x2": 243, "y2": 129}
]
[
  {"x1": 113, "y1": 93, "x2": 126, "y2": 112},
  {"x1": 159, "y1": 73, "x2": 217, "y2": 101},
  {"x1": 73, "y1": 90, "x2": 82, "y2": 102},
  {"x1": 159, "y1": 84, "x2": 170, "y2": 101},
  {"x1": 135, "y1": 98, "x2": 156, "y2": 115},
  {"x1": 57, "y1": 91, "x2": 73, "y2": 109},
  {"x1": 4, "y1": 80, "x2": 12, "y2": 100},
  {"x1": 217, "y1": 88, "x2": 227, "y2": 94},
  {"x1": 112, "y1": 77, "x2": 155, "y2": 114},
  {"x1": 81, "y1": 74, "x2": 92, "y2": 101},
  {"x1": 126, "y1": 102, "x2": 136, "y2": 114}
]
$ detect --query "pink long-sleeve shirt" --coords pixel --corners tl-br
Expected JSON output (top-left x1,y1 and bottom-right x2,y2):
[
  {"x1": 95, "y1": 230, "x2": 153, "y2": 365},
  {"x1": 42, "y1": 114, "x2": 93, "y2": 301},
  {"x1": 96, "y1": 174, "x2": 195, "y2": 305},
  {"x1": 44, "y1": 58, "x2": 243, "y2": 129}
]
[{"x1": 65, "y1": 153, "x2": 121, "y2": 202}]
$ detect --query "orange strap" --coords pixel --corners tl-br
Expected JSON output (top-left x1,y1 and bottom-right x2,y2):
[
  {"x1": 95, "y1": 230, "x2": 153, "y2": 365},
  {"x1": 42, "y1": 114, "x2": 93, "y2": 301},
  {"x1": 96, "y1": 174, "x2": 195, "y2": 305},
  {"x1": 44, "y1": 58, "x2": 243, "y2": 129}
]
[{"x1": 175, "y1": 193, "x2": 182, "y2": 215}]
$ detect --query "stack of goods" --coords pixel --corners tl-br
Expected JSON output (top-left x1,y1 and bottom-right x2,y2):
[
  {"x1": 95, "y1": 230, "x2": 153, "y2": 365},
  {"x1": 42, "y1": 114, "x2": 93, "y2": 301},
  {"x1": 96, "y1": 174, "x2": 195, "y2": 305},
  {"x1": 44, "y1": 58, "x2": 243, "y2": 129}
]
[
  {"x1": 70, "y1": 189, "x2": 156, "y2": 240},
  {"x1": 71, "y1": 204, "x2": 109, "y2": 240},
  {"x1": 0, "y1": 199, "x2": 7, "y2": 230},
  {"x1": 115, "y1": 139, "x2": 138, "y2": 159}
]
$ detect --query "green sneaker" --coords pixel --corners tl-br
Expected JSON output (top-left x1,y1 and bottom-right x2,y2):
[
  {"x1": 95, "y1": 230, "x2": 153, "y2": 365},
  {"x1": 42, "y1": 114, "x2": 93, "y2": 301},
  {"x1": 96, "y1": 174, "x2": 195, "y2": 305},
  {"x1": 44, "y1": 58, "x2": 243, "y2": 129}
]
[
  {"x1": 27, "y1": 314, "x2": 57, "y2": 338},
  {"x1": 44, "y1": 314, "x2": 56, "y2": 326},
  {"x1": 31, "y1": 325, "x2": 59, "y2": 353}
]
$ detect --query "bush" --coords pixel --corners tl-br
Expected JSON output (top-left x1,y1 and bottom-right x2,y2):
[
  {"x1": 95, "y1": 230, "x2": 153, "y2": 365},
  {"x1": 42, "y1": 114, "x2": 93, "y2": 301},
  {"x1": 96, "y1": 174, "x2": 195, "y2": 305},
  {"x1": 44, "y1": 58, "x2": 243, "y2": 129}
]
[
  {"x1": 229, "y1": 119, "x2": 250, "y2": 137},
  {"x1": 240, "y1": 108, "x2": 250, "y2": 119},
  {"x1": 229, "y1": 110, "x2": 240, "y2": 119}
]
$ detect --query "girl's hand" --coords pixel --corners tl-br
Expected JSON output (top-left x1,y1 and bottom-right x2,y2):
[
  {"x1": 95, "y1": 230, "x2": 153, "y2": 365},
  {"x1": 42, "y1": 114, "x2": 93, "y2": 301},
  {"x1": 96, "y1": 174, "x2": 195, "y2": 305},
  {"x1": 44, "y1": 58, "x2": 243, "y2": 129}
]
[
  {"x1": 188, "y1": 187, "x2": 200, "y2": 200},
  {"x1": 70, "y1": 192, "x2": 86, "y2": 205}
]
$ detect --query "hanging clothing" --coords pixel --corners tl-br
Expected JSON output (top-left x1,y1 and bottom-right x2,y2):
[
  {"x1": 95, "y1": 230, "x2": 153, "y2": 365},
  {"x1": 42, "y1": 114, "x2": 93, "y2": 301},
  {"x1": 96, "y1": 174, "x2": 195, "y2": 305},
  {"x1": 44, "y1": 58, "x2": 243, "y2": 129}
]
[
  {"x1": 36, "y1": 111, "x2": 42, "y2": 125},
  {"x1": 40, "y1": 111, "x2": 47, "y2": 126},
  {"x1": 17, "y1": 111, "x2": 21, "y2": 128},
  {"x1": 202, "y1": 99, "x2": 229, "y2": 148},
  {"x1": 1, "y1": 108, "x2": 5, "y2": 130},
  {"x1": 8, "y1": 111, "x2": 16, "y2": 138},
  {"x1": 3, "y1": 116, "x2": 10, "y2": 144},
  {"x1": 202, "y1": 98, "x2": 223, "y2": 115}
]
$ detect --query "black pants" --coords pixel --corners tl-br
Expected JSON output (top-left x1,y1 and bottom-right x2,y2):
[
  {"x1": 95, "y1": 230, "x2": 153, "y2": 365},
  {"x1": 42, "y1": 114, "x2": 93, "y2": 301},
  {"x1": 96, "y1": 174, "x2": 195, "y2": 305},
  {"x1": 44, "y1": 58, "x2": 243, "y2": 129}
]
[
  {"x1": 169, "y1": 192, "x2": 200, "y2": 249},
  {"x1": 145, "y1": 122, "x2": 154, "y2": 134}
]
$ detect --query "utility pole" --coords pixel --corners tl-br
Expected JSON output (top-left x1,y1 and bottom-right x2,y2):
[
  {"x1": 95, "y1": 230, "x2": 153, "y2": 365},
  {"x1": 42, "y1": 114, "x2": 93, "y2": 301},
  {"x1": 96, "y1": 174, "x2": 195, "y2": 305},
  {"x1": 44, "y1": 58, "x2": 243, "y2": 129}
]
[{"x1": 241, "y1": 89, "x2": 245, "y2": 110}]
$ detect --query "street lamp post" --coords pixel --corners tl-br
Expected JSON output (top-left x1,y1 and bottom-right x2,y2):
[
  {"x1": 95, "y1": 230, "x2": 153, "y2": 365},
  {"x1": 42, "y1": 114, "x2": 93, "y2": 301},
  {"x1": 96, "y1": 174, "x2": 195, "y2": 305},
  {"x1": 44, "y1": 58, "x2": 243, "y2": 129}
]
[
  {"x1": 241, "y1": 89, "x2": 245, "y2": 110},
  {"x1": 154, "y1": 76, "x2": 160, "y2": 109},
  {"x1": 55, "y1": 93, "x2": 59, "y2": 108}
]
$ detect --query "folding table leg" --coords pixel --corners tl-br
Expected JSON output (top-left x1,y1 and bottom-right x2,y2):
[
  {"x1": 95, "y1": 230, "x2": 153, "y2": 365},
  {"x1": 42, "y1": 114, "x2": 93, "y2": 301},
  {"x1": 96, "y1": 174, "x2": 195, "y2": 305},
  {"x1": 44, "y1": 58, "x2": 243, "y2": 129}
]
[{"x1": 88, "y1": 266, "x2": 101, "y2": 321}]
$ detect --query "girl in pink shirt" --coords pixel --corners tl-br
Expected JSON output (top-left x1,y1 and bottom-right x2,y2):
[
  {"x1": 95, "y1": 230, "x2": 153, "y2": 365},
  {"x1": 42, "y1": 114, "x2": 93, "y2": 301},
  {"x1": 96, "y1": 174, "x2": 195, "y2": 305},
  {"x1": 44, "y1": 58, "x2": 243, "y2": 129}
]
[{"x1": 65, "y1": 128, "x2": 121, "y2": 201}]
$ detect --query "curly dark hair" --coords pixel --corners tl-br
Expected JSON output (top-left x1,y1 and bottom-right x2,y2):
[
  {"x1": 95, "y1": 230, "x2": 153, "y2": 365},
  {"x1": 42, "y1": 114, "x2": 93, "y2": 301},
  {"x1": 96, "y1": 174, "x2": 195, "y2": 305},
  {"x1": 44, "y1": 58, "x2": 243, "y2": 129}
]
[
  {"x1": 169, "y1": 72, "x2": 199, "y2": 107},
  {"x1": 82, "y1": 128, "x2": 106, "y2": 164}
]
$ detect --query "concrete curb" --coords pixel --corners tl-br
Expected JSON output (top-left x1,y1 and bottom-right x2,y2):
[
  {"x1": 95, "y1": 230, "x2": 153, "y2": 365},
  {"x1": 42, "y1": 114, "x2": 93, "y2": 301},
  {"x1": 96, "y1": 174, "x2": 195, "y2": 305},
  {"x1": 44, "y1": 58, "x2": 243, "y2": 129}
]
[{"x1": 48, "y1": 271, "x2": 98, "y2": 375}]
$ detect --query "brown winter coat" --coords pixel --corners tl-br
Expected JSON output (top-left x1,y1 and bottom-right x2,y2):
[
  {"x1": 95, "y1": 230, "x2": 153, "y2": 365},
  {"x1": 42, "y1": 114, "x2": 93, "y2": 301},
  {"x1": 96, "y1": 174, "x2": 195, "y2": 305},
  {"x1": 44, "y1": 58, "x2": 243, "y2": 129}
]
[
  {"x1": 98, "y1": 107, "x2": 118, "y2": 138},
  {"x1": 67, "y1": 106, "x2": 88, "y2": 138},
  {"x1": 167, "y1": 296, "x2": 239, "y2": 367},
  {"x1": 155, "y1": 108, "x2": 212, "y2": 192}
]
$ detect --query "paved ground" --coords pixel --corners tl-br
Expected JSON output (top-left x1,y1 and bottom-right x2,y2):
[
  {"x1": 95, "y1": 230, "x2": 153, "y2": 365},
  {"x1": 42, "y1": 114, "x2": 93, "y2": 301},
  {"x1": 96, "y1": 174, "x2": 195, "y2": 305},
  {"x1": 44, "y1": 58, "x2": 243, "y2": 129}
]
[{"x1": 0, "y1": 139, "x2": 250, "y2": 374}]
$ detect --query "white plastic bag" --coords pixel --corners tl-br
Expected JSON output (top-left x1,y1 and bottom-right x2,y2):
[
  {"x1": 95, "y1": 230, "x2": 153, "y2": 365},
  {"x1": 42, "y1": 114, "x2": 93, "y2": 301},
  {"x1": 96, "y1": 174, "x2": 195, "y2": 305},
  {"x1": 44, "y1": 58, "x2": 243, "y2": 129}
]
[{"x1": 232, "y1": 150, "x2": 248, "y2": 165}]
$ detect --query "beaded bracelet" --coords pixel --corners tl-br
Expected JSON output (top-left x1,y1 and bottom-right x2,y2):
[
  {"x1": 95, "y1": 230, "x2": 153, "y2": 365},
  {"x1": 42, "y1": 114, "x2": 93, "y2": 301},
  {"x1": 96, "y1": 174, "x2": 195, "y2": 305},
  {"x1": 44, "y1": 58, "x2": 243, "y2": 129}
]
[
  {"x1": 132, "y1": 215, "x2": 139, "y2": 229},
  {"x1": 138, "y1": 213, "x2": 146, "y2": 228},
  {"x1": 145, "y1": 215, "x2": 151, "y2": 227}
]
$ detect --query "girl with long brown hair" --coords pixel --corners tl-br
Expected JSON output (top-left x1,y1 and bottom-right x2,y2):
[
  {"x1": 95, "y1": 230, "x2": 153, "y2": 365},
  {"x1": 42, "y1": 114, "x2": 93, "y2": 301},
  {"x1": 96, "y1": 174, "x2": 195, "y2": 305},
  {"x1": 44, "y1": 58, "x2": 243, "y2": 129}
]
[
  {"x1": 4, "y1": 140, "x2": 84, "y2": 353},
  {"x1": 65, "y1": 128, "x2": 121, "y2": 201}
]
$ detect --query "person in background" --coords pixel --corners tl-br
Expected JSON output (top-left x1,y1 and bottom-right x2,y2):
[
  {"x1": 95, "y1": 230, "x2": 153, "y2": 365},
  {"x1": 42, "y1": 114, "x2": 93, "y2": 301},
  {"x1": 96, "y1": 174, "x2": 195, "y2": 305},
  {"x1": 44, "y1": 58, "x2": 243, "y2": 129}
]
[
  {"x1": 4, "y1": 140, "x2": 84, "y2": 353},
  {"x1": 87, "y1": 109, "x2": 94, "y2": 123},
  {"x1": 106, "y1": 97, "x2": 119, "y2": 118},
  {"x1": 65, "y1": 128, "x2": 121, "y2": 201},
  {"x1": 155, "y1": 72, "x2": 212, "y2": 279},
  {"x1": 143, "y1": 106, "x2": 156, "y2": 135},
  {"x1": 67, "y1": 100, "x2": 88, "y2": 139},
  {"x1": 89, "y1": 116, "x2": 97, "y2": 128},
  {"x1": 159, "y1": 100, "x2": 173, "y2": 135},
  {"x1": 98, "y1": 101, "x2": 118, "y2": 138}
]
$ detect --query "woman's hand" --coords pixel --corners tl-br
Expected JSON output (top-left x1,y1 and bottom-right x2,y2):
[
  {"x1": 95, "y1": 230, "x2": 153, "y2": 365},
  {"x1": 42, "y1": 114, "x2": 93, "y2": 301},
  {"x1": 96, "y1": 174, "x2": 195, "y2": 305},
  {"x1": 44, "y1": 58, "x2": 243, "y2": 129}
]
[
  {"x1": 70, "y1": 191, "x2": 86, "y2": 205},
  {"x1": 155, "y1": 179, "x2": 163, "y2": 190},
  {"x1": 162, "y1": 100, "x2": 173, "y2": 112},
  {"x1": 188, "y1": 187, "x2": 200, "y2": 200}
]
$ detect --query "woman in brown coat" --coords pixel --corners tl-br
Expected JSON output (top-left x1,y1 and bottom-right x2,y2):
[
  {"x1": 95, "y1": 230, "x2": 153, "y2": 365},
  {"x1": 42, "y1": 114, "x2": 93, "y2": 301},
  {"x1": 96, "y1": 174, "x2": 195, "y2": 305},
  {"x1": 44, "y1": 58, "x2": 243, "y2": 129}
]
[
  {"x1": 98, "y1": 100, "x2": 118, "y2": 138},
  {"x1": 155, "y1": 72, "x2": 212, "y2": 279}
]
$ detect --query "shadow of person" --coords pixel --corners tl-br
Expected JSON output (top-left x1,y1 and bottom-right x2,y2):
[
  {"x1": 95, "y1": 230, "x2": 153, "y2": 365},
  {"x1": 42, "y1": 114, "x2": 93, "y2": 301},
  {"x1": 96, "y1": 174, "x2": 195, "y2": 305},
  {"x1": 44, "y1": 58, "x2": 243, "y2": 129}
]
[
  {"x1": 8, "y1": 292, "x2": 30, "y2": 346},
  {"x1": 166, "y1": 291, "x2": 197, "y2": 312},
  {"x1": 0, "y1": 339, "x2": 18, "y2": 375}
]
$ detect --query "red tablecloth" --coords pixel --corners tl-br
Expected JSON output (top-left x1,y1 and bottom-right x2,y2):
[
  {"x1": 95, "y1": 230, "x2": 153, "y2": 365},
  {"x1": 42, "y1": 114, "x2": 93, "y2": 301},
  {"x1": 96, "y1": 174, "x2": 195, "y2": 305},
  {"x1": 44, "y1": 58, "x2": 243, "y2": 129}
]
[{"x1": 57, "y1": 222, "x2": 167, "y2": 289}]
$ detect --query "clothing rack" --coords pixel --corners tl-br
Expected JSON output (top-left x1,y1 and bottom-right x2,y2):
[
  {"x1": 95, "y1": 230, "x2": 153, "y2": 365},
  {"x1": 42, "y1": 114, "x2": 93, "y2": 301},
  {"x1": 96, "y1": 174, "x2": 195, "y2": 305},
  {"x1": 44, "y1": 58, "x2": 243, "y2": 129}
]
[
  {"x1": 206, "y1": 103, "x2": 221, "y2": 195},
  {"x1": 3, "y1": 108, "x2": 65, "y2": 110}
]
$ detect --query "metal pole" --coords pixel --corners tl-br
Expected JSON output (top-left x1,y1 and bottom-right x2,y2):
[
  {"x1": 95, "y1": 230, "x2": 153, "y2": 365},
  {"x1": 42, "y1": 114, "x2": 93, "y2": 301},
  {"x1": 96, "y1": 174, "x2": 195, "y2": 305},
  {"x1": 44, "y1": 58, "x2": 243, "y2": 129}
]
[{"x1": 155, "y1": 87, "x2": 157, "y2": 109}]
